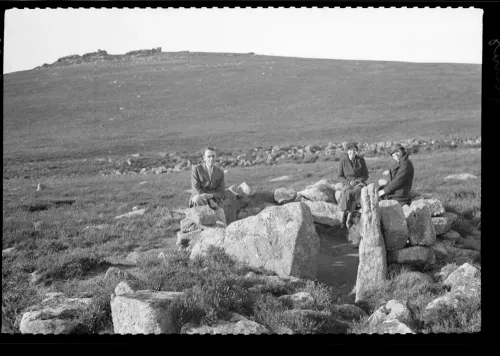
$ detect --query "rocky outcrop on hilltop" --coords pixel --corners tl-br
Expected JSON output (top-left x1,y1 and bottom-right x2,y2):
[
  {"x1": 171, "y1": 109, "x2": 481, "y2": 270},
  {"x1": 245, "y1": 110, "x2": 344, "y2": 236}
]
[{"x1": 33, "y1": 47, "x2": 163, "y2": 70}]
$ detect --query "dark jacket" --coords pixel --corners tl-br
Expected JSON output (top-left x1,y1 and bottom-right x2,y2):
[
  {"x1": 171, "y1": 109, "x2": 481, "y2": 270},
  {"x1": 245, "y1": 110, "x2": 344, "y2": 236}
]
[
  {"x1": 190, "y1": 163, "x2": 226, "y2": 203},
  {"x1": 383, "y1": 151, "x2": 414, "y2": 205},
  {"x1": 337, "y1": 154, "x2": 369, "y2": 185}
]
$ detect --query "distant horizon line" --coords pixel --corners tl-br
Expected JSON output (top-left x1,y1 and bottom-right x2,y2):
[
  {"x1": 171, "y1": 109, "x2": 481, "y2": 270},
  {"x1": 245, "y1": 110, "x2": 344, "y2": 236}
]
[{"x1": 4, "y1": 49, "x2": 482, "y2": 75}]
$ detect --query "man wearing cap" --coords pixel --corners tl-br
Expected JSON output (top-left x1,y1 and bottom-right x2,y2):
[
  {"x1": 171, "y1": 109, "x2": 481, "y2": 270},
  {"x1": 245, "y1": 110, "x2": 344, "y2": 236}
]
[
  {"x1": 190, "y1": 147, "x2": 226, "y2": 218},
  {"x1": 337, "y1": 142, "x2": 369, "y2": 228},
  {"x1": 379, "y1": 143, "x2": 414, "y2": 205}
]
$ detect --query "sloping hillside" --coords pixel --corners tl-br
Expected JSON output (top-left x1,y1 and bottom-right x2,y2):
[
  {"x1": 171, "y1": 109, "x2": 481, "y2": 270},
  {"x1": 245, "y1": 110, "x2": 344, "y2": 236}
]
[{"x1": 3, "y1": 51, "x2": 481, "y2": 161}]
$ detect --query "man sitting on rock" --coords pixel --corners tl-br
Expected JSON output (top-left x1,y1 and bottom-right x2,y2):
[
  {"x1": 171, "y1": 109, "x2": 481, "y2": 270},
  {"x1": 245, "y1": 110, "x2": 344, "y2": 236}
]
[
  {"x1": 189, "y1": 147, "x2": 226, "y2": 224},
  {"x1": 379, "y1": 144, "x2": 414, "y2": 205}
]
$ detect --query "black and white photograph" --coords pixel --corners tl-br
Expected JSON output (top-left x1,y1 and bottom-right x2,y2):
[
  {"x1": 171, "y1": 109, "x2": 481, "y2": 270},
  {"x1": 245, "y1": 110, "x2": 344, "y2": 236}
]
[{"x1": 2, "y1": 7, "x2": 482, "y2": 336}]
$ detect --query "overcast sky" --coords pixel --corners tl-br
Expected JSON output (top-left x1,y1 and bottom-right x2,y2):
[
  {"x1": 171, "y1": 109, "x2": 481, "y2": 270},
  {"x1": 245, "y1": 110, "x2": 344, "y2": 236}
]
[{"x1": 4, "y1": 7, "x2": 483, "y2": 74}]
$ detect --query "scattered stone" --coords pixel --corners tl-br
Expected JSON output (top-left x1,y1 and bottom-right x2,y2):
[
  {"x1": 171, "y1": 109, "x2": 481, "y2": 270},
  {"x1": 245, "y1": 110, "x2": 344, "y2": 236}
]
[
  {"x1": 36, "y1": 183, "x2": 46, "y2": 191},
  {"x1": 269, "y1": 176, "x2": 291, "y2": 182},
  {"x1": 378, "y1": 200, "x2": 409, "y2": 251},
  {"x1": 180, "y1": 217, "x2": 200, "y2": 233},
  {"x1": 274, "y1": 187, "x2": 297, "y2": 204},
  {"x1": 444, "y1": 173, "x2": 478, "y2": 181},
  {"x1": 385, "y1": 300, "x2": 411, "y2": 321},
  {"x1": 234, "y1": 182, "x2": 255, "y2": 197},
  {"x1": 387, "y1": 246, "x2": 436, "y2": 266},
  {"x1": 438, "y1": 229, "x2": 462, "y2": 242},
  {"x1": 432, "y1": 212, "x2": 458, "y2": 235},
  {"x1": 382, "y1": 170, "x2": 389, "y2": 176},
  {"x1": 445, "y1": 244, "x2": 480, "y2": 264},
  {"x1": 181, "y1": 313, "x2": 269, "y2": 335},
  {"x1": 377, "y1": 319, "x2": 415, "y2": 334},
  {"x1": 459, "y1": 237, "x2": 481, "y2": 252},
  {"x1": 20, "y1": 295, "x2": 92, "y2": 334},
  {"x1": 190, "y1": 202, "x2": 320, "y2": 279},
  {"x1": 443, "y1": 263, "x2": 480, "y2": 290},
  {"x1": 302, "y1": 201, "x2": 343, "y2": 227},
  {"x1": 115, "y1": 209, "x2": 146, "y2": 219},
  {"x1": 187, "y1": 206, "x2": 218, "y2": 226},
  {"x1": 125, "y1": 251, "x2": 141, "y2": 264},
  {"x1": 111, "y1": 291, "x2": 184, "y2": 334},
  {"x1": 114, "y1": 280, "x2": 144, "y2": 296},
  {"x1": 297, "y1": 186, "x2": 336, "y2": 204},
  {"x1": 2, "y1": 247, "x2": 15, "y2": 255},
  {"x1": 404, "y1": 204, "x2": 436, "y2": 246},
  {"x1": 356, "y1": 184, "x2": 387, "y2": 303},
  {"x1": 431, "y1": 241, "x2": 448, "y2": 260},
  {"x1": 410, "y1": 199, "x2": 445, "y2": 217}
]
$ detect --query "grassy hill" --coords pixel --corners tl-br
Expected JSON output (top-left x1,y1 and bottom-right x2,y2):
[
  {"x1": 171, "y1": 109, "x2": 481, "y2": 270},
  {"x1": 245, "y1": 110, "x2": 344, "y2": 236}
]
[{"x1": 3, "y1": 52, "x2": 481, "y2": 161}]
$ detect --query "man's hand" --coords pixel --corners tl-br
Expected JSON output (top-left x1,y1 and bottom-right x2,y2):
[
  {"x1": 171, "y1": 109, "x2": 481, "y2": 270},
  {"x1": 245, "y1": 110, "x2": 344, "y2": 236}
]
[
  {"x1": 201, "y1": 193, "x2": 213, "y2": 200},
  {"x1": 378, "y1": 190, "x2": 386, "y2": 198},
  {"x1": 350, "y1": 180, "x2": 356, "y2": 187}
]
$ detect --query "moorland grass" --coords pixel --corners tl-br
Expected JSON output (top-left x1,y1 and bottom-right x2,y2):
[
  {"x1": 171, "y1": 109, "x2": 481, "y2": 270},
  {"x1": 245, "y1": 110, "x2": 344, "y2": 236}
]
[
  {"x1": 2, "y1": 148, "x2": 480, "y2": 333},
  {"x1": 4, "y1": 53, "x2": 480, "y2": 162}
]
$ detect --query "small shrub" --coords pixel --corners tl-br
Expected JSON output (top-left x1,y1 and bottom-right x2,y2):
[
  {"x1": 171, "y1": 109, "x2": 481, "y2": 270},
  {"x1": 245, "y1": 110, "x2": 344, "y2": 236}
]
[
  {"x1": 75, "y1": 277, "x2": 121, "y2": 334},
  {"x1": 252, "y1": 294, "x2": 288, "y2": 333},
  {"x1": 37, "y1": 250, "x2": 106, "y2": 281},
  {"x1": 298, "y1": 280, "x2": 335, "y2": 311},
  {"x1": 177, "y1": 270, "x2": 255, "y2": 328},
  {"x1": 421, "y1": 295, "x2": 481, "y2": 333}
]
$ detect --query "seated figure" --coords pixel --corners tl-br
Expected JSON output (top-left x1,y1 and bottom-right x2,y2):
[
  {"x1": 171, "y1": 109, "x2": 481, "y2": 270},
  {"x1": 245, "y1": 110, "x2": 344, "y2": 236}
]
[
  {"x1": 378, "y1": 143, "x2": 414, "y2": 205},
  {"x1": 189, "y1": 146, "x2": 227, "y2": 225},
  {"x1": 337, "y1": 142, "x2": 369, "y2": 228}
]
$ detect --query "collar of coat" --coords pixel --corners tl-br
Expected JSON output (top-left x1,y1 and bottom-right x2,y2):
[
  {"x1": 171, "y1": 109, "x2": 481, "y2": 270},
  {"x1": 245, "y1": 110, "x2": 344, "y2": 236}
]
[
  {"x1": 343, "y1": 153, "x2": 364, "y2": 167},
  {"x1": 199, "y1": 163, "x2": 220, "y2": 182}
]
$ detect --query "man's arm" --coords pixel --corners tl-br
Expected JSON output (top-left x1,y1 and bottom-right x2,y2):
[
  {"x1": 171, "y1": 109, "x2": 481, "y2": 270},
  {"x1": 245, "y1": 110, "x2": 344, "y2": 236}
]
[
  {"x1": 384, "y1": 162, "x2": 409, "y2": 194},
  {"x1": 211, "y1": 170, "x2": 226, "y2": 200},
  {"x1": 191, "y1": 166, "x2": 203, "y2": 195}
]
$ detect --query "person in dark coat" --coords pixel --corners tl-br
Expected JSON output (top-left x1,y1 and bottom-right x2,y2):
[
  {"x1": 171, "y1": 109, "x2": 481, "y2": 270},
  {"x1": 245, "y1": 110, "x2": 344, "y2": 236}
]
[
  {"x1": 337, "y1": 142, "x2": 369, "y2": 228},
  {"x1": 379, "y1": 144, "x2": 414, "y2": 205}
]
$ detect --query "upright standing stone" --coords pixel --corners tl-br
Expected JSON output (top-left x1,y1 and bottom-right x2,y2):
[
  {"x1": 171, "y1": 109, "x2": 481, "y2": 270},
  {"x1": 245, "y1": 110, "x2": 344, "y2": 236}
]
[
  {"x1": 222, "y1": 189, "x2": 238, "y2": 225},
  {"x1": 405, "y1": 204, "x2": 436, "y2": 246},
  {"x1": 378, "y1": 200, "x2": 409, "y2": 251},
  {"x1": 356, "y1": 184, "x2": 387, "y2": 303}
]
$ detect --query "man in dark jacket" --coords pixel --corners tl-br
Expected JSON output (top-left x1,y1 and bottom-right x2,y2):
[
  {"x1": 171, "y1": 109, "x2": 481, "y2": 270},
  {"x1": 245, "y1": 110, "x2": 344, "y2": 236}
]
[
  {"x1": 190, "y1": 147, "x2": 226, "y2": 208},
  {"x1": 379, "y1": 144, "x2": 414, "y2": 205}
]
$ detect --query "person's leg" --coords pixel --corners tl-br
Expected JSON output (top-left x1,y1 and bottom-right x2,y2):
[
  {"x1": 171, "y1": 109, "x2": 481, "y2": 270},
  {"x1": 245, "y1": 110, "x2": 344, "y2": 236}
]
[
  {"x1": 190, "y1": 194, "x2": 208, "y2": 207},
  {"x1": 346, "y1": 189, "x2": 357, "y2": 227},
  {"x1": 339, "y1": 187, "x2": 351, "y2": 229}
]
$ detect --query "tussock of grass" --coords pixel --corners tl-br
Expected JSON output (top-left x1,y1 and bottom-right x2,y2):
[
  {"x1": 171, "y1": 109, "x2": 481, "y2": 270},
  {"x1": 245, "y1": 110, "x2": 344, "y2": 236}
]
[
  {"x1": 36, "y1": 249, "x2": 106, "y2": 281},
  {"x1": 74, "y1": 277, "x2": 122, "y2": 334}
]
